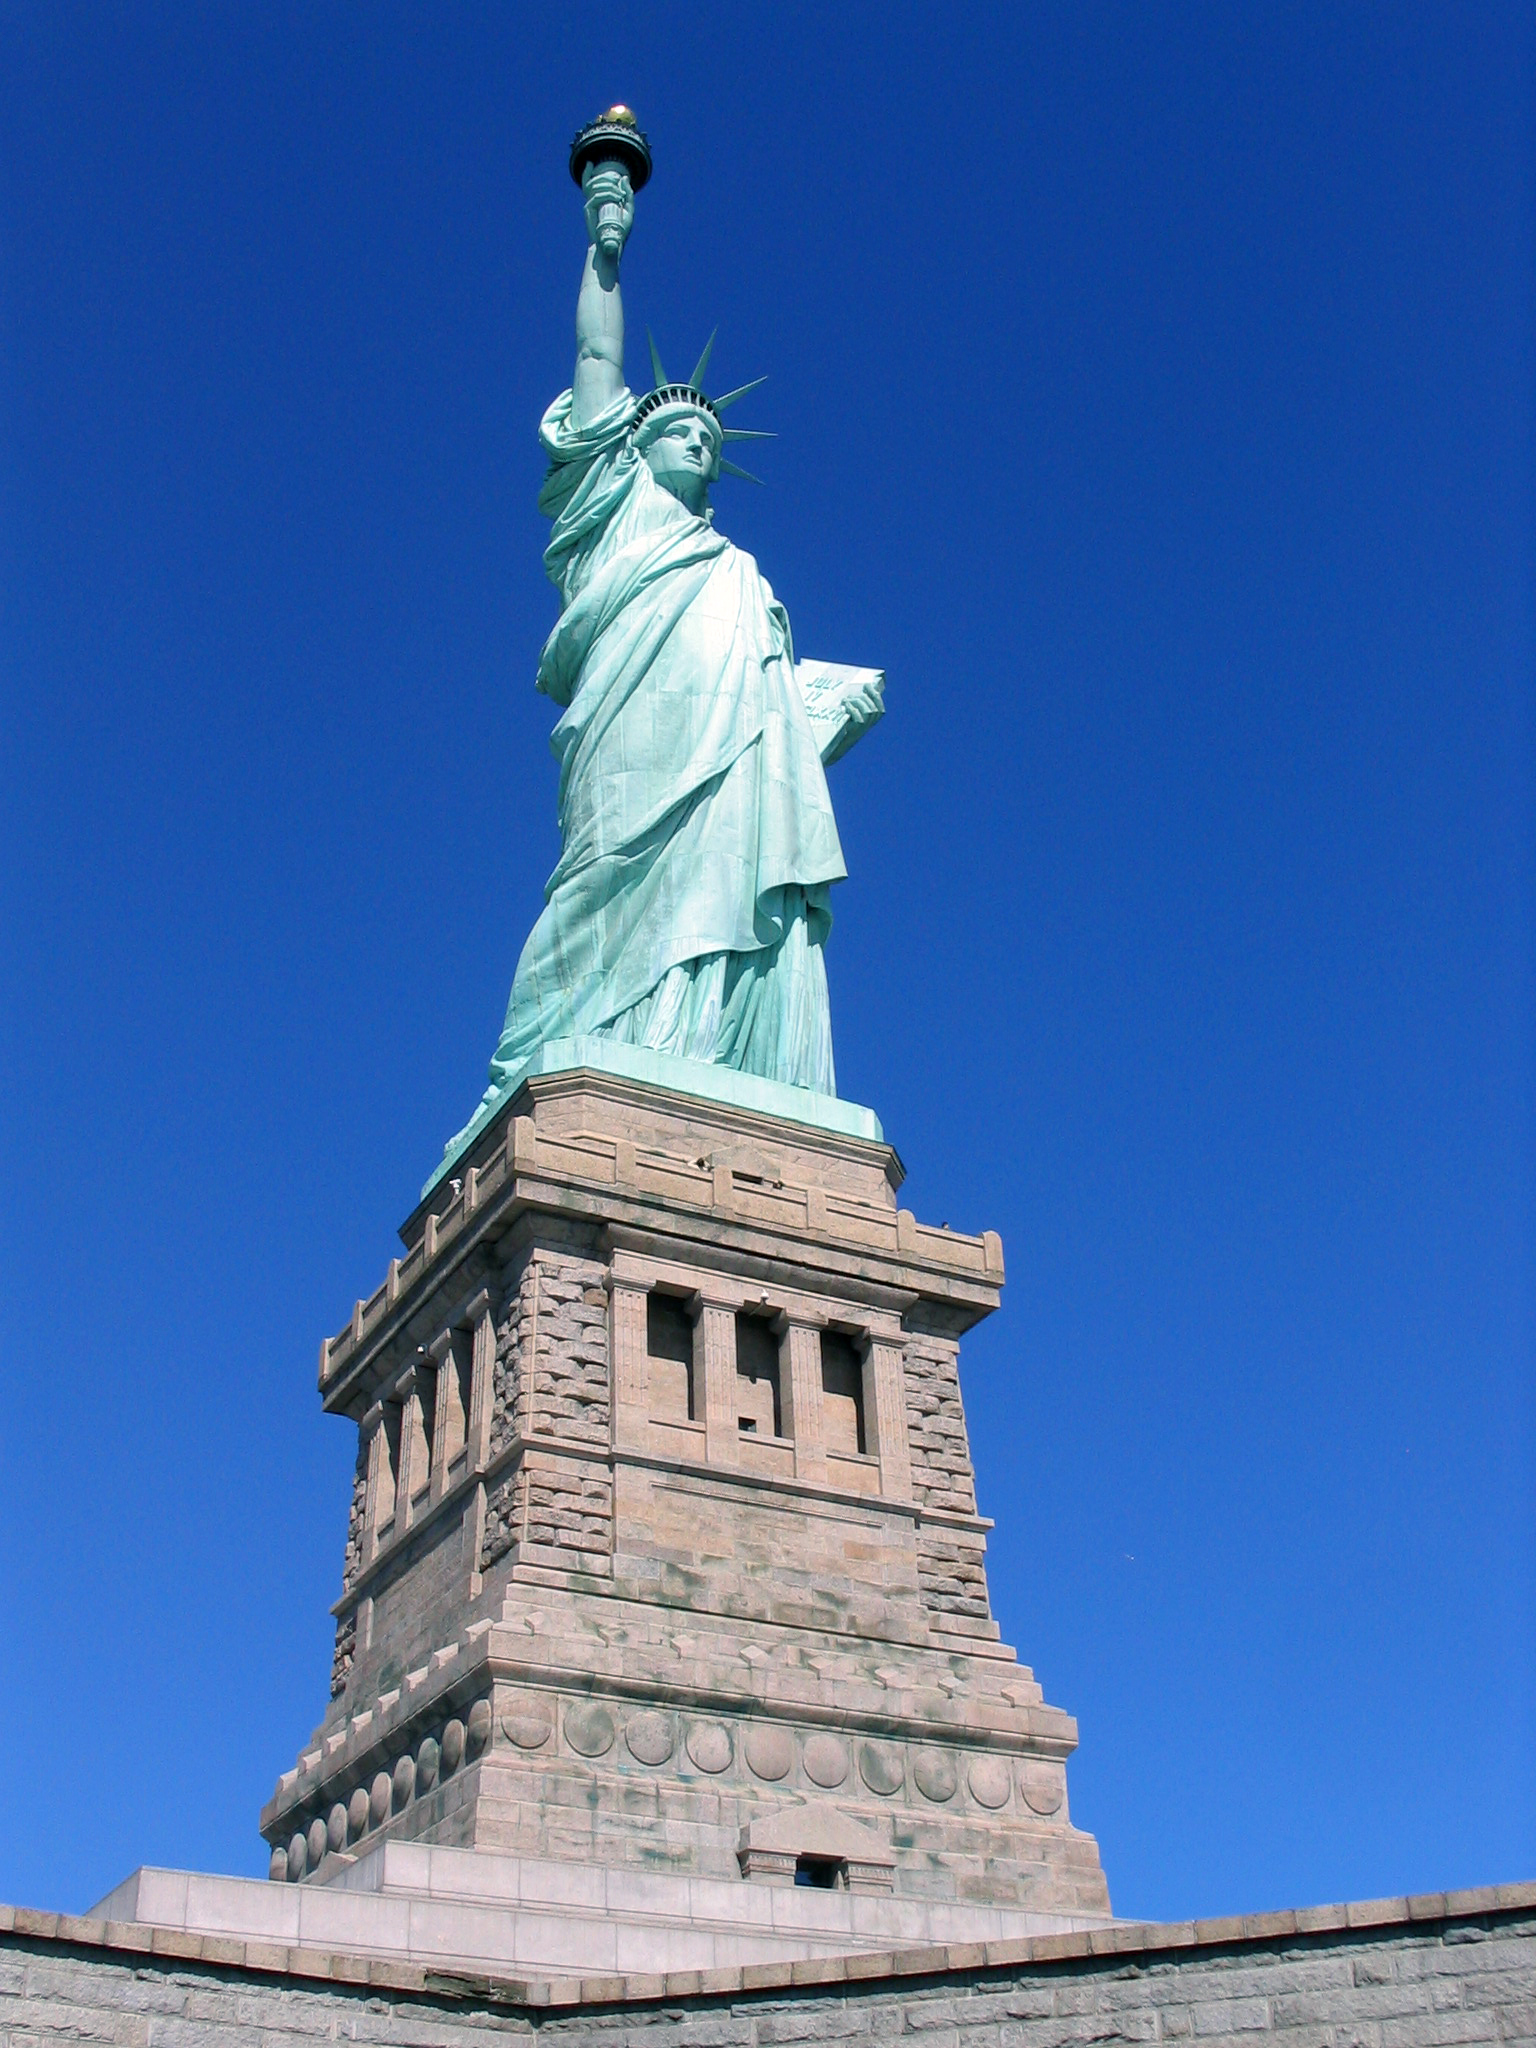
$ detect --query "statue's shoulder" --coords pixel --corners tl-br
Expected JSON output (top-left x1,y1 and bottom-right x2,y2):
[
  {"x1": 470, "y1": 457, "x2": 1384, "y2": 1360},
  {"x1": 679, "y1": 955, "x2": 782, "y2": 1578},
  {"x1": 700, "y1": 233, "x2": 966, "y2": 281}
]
[
  {"x1": 540, "y1": 386, "x2": 637, "y2": 465},
  {"x1": 538, "y1": 388, "x2": 643, "y2": 540}
]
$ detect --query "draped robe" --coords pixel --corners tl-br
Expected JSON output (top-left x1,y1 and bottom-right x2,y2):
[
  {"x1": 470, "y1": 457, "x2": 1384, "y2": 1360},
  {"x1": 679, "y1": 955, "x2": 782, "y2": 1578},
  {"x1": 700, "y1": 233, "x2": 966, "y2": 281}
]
[{"x1": 445, "y1": 386, "x2": 848, "y2": 1163}]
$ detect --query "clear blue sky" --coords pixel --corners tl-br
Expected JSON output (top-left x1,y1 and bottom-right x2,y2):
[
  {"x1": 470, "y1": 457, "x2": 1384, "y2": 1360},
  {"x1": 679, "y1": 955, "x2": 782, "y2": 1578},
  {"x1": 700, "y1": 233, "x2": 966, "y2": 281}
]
[{"x1": 2, "y1": 3, "x2": 1531, "y2": 1922}]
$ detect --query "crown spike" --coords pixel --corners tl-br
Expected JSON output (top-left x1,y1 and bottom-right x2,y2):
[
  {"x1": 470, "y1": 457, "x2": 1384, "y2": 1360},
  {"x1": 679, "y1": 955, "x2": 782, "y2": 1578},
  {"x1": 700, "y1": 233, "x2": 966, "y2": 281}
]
[
  {"x1": 647, "y1": 330, "x2": 667, "y2": 389},
  {"x1": 689, "y1": 329, "x2": 718, "y2": 389},
  {"x1": 722, "y1": 428, "x2": 776, "y2": 442},
  {"x1": 718, "y1": 457, "x2": 765, "y2": 485},
  {"x1": 712, "y1": 377, "x2": 768, "y2": 412}
]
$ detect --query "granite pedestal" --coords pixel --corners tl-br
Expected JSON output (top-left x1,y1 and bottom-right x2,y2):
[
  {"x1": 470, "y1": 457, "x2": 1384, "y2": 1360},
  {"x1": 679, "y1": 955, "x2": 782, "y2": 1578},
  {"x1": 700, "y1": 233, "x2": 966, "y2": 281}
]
[{"x1": 245, "y1": 1057, "x2": 1108, "y2": 1953}]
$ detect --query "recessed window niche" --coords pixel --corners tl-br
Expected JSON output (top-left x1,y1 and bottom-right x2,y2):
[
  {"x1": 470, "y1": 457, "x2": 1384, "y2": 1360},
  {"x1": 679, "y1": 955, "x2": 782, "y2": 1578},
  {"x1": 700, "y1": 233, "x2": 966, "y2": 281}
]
[
  {"x1": 735, "y1": 1313, "x2": 782, "y2": 1438},
  {"x1": 819, "y1": 1331, "x2": 866, "y2": 1455},
  {"x1": 647, "y1": 1292, "x2": 695, "y2": 1423}
]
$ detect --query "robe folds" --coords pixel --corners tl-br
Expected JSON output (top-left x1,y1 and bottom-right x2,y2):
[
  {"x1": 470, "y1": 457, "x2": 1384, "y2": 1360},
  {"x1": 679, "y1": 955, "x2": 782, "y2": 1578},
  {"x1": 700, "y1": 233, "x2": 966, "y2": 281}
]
[{"x1": 450, "y1": 386, "x2": 848, "y2": 1160}]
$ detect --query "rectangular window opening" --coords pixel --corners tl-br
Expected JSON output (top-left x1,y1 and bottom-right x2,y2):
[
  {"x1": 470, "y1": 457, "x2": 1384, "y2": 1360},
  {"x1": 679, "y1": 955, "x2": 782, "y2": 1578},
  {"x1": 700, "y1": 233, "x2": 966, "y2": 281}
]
[
  {"x1": 647, "y1": 1292, "x2": 696, "y2": 1422},
  {"x1": 820, "y1": 1331, "x2": 866, "y2": 1455},
  {"x1": 734, "y1": 1313, "x2": 782, "y2": 1438},
  {"x1": 794, "y1": 1856, "x2": 847, "y2": 1890}
]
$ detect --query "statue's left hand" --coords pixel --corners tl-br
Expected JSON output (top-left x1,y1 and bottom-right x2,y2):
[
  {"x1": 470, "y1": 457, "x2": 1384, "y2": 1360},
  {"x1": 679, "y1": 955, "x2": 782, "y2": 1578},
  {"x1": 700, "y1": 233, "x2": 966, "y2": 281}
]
[
  {"x1": 842, "y1": 675, "x2": 885, "y2": 732},
  {"x1": 820, "y1": 672, "x2": 885, "y2": 765},
  {"x1": 583, "y1": 163, "x2": 635, "y2": 259}
]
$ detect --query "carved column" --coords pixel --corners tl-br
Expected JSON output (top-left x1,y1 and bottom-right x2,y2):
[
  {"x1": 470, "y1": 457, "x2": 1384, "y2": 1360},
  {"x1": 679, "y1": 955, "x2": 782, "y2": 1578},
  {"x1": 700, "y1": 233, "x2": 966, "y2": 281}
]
[
  {"x1": 781, "y1": 1319, "x2": 827, "y2": 1485},
  {"x1": 699, "y1": 1300, "x2": 737, "y2": 1467},
  {"x1": 610, "y1": 1279, "x2": 650, "y2": 1452},
  {"x1": 864, "y1": 1339, "x2": 912, "y2": 1502}
]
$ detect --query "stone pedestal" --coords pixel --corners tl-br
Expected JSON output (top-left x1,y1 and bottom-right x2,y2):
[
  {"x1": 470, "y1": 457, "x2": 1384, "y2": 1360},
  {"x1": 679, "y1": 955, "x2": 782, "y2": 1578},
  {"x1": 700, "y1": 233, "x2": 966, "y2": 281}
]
[{"x1": 261, "y1": 1060, "x2": 1110, "y2": 1927}]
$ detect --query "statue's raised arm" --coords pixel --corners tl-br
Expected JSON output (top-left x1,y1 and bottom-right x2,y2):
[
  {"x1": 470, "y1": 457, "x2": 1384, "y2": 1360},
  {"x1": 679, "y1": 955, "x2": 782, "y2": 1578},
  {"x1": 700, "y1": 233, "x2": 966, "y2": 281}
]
[
  {"x1": 563, "y1": 108, "x2": 650, "y2": 428},
  {"x1": 571, "y1": 161, "x2": 632, "y2": 428}
]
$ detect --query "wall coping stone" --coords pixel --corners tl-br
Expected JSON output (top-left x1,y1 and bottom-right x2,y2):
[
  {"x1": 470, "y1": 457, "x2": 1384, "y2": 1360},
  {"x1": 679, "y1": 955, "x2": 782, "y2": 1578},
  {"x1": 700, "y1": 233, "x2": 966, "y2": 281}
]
[{"x1": 3, "y1": 1881, "x2": 1532, "y2": 2014}]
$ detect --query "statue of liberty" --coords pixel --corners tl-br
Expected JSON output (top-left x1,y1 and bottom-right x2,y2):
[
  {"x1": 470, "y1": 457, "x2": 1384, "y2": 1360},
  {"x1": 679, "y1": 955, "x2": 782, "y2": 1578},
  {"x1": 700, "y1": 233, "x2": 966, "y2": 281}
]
[{"x1": 439, "y1": 111, "x2": 884, "y2": 1178}]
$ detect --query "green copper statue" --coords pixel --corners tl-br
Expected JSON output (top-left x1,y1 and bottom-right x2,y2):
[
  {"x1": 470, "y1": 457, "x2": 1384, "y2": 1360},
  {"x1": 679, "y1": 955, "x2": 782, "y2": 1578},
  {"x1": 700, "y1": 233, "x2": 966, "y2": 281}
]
[{"x1": 439, "y1": 111, "x2": 883, "y2": 1176}]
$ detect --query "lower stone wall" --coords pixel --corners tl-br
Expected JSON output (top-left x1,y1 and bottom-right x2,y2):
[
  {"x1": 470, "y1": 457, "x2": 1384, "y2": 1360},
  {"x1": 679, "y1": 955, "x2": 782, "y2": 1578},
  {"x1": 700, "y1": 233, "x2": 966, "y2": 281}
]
[{"x1": 3, "y1": 1885, "x2": 1532, "y2": 2048}]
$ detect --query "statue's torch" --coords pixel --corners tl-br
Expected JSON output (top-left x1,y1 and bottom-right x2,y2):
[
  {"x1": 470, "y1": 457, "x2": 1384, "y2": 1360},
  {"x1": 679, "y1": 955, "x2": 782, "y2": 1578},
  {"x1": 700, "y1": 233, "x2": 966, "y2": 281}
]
[{"x1": 569, "y1": 106, "x2": 653, "y2": 252}]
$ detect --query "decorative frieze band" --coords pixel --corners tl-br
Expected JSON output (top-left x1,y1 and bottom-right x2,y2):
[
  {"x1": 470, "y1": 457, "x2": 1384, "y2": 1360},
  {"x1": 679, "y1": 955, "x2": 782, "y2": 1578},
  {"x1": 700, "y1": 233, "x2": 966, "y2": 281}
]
[
  {"x1": 267, "y1": 1695, "x2": 493, "y2": 1883},
  {"x1": 271, "y1": 1671, "x2": 1071, "y2": 1887}
]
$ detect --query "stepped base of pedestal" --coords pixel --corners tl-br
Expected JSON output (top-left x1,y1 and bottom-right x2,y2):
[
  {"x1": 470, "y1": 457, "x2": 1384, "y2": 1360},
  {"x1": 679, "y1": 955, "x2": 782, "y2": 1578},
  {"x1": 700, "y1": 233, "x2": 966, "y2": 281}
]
[{"x1": 92, "y1": 1842, "x2": 1110, "y2": 1979}]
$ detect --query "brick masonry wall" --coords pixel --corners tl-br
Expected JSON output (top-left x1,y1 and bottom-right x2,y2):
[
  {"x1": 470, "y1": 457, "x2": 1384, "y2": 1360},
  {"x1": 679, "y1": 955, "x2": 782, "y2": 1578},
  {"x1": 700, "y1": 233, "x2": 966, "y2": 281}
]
[
  {"x1": 3, "y1": 1888, "x2": 1532, "y2": 2048},
  {"x1": 489, "y1": 1249, "x2": 611, "y2": 1460},
  {"x1": 522, "y1": 1456, "x2": 614, "y2": 1576},
  {"x1": 478, "y1": 1456, "x2": 615, "y2": 1577},
  {"x1": 492, "y1": 1255, "x2": 539, "y2": 1458},
  {"x1": 481, "y1": 1460, "x2": 525, "y2": 1570},
  {"x1": 341, "y1": 1434, "x2": 369, "y2": 1596},
  {"x1": 904, "y1": 1342, "x2": 979, "y2": 1516},
  {"x1": 478, "y1": 1248, "x2": 616, "y2": 1578},
  {"x1": 916, "y1": 1529, "x2": 993, "y2": 1626},
  {"x1": 328, "y1": 1609, "x2": 357, "y2": 1700},
  {"x1": 530, "y1": 1253, "x2": 611, "y2": 1444}
]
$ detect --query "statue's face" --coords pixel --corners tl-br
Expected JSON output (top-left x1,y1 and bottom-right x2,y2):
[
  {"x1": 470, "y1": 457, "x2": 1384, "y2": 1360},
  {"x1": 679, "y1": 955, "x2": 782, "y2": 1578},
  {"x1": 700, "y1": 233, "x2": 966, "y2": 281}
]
[{"x1": 641, "y1": 413, "x2": 718, "y2": 512}]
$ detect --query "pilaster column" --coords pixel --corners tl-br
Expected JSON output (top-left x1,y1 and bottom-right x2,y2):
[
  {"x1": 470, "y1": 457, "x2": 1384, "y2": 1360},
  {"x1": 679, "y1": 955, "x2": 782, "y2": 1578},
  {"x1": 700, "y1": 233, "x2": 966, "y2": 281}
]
[
  {"x1": 361, "y1": 1401, "x2": 389, "y2": 1565},
  {"x1": 467, "y1": 1295, "x2": 494, "y2": 1471},
  {"x1": 429, "y1": 1331, "x2": 454, "y2": 1502},
  {"x1": 864, "y1": 1339, "x2": 912, "y2": 1502},
  {"x1": 781, "y1": 1319, "x2": 827, "y2": 1485},
  {"x1": 699, "y1": 1300, "x2": 738, "y2": 1468},
  {"x1": 611, "y1": 1279, "x2": 650, "y2": 1451},
  {"x1": 394, "y1": 1366, "x2": 424, "y2": 1530}
]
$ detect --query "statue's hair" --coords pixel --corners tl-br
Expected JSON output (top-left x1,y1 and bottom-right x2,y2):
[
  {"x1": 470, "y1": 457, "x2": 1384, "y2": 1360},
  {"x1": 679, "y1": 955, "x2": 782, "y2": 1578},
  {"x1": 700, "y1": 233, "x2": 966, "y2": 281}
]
[{"x1": 631, "y1": 385, "x2": 723, "y2": 452}]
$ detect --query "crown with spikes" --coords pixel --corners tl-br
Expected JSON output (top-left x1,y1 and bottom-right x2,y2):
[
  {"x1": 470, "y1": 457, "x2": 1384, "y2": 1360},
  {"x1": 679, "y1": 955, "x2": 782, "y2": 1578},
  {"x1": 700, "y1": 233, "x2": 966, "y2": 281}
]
[{"x1": 630, "y1": 330, "x2": 775, "y2": 484}]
